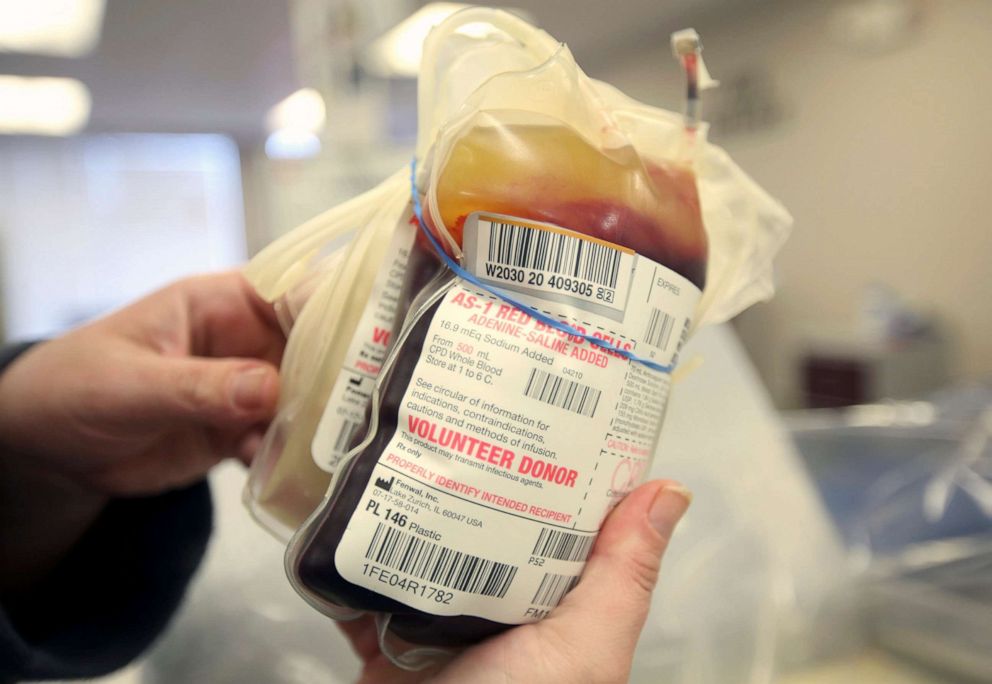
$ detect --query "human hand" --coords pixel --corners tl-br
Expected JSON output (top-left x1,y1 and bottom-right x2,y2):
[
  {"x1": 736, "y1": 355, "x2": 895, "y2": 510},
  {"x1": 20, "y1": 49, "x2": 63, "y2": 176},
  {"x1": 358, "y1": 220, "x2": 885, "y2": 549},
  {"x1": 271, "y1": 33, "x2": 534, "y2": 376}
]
[
  {"x1": 0, "y1": 271, "x2": 284, "y2": 496},
  {"x1": 0, "y1": 272, "x2": 284, "y2": 591},
  {"x1": 337, "y1": 480, "x2": 691, "y2": 684}
]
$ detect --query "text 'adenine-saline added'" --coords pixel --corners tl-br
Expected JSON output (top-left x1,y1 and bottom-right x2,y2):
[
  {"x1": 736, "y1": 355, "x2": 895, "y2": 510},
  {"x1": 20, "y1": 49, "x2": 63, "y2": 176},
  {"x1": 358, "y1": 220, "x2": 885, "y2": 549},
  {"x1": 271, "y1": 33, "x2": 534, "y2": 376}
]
[{"x1": 334, "y1": 213, "x2": 700, "y2": 624}]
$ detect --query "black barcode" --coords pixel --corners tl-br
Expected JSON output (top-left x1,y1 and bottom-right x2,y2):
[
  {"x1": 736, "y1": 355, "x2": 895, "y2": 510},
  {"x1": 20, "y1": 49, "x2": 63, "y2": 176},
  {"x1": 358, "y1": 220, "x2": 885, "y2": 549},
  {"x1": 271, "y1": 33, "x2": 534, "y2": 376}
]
[
  {"x1": 532, "y1": 528, "x2": 596, "y2": 562},
  {"x1": 531, "y1": 572, "x2": 581, "y2": 607},
  {"x1": 487, "y1": 222, "x2": 622, "y2": 288},
  {"x1": 644, "y1": 308, "x2": 676, "y2": 350},
  {"x1": 334, "y1": 420, "x2": 362, "y2": 452},
  {"x1": 524, "y1": 369, "x2": 601, "y2": 418},
  {"x1": 365, "y1": 523, "x2": 517, "y2": 598},
  {"x1": 673, "y1": 318, "x2": 691, "y2": 364}
]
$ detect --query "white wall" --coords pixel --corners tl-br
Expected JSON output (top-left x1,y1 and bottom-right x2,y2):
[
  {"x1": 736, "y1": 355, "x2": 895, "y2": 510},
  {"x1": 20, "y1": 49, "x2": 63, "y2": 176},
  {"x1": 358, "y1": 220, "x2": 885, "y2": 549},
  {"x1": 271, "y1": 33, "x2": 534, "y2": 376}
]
[
  {"x1": 0, "y1": 134, "x2": 247, "y2": 340},
  {"x1": 596, "y1": 0, "x2": 992, "y2": 406}
]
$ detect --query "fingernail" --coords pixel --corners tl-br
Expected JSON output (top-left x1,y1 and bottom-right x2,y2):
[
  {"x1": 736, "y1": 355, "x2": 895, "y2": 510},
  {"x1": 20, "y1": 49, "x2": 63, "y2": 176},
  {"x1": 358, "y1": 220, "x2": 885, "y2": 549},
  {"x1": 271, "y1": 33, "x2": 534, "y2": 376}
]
[
  {"x1": 648, "y1": 483, "x2": 692, "y2": 537},
  {"x1": 231, "y1": 367, "x2": 271, "y2": 410}
]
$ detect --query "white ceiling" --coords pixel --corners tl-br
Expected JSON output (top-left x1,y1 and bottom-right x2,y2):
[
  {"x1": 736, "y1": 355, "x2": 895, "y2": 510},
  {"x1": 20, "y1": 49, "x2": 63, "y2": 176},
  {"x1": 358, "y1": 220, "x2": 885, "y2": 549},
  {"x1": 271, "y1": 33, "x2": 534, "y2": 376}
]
[
  {"x1": 0, "y1": 0, "x2": 297, "y2": 141},
  {"x1": 0, "y1": 0, "x2": 756, "y2": 142}
]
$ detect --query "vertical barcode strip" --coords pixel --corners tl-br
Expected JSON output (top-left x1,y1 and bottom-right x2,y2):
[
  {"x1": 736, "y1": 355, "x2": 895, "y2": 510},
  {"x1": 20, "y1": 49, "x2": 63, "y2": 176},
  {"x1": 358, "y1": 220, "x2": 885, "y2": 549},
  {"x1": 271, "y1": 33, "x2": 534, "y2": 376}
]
[
  {"x1": 670, "y1": 317, "x2": 691, "y2": 365},
  {"x1": 532, "y1": 528, "x2": 596, "y2": 562},
  {"x1": 643, "y1": 308, "x2": 676, "y2": 350},
  {"x1": 531, "y1": 572, "x2": 581, "y2": 607},
  {"x1": 364, "y1": 523, "x2": 518, "y2": 598},
  {"x1": 486, "y1": 222, "x2": 622, "y2": 288},
  {"x1": 524, "y1": 369, "x2": 601, "y2": 418}
]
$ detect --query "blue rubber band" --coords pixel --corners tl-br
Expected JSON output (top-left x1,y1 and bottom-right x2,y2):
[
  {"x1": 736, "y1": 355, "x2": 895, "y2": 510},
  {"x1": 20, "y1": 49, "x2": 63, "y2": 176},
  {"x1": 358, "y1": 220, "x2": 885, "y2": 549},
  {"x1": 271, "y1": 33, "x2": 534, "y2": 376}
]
[{"x1": 409, "y1": 159, "x2": 673, "y2": 375}]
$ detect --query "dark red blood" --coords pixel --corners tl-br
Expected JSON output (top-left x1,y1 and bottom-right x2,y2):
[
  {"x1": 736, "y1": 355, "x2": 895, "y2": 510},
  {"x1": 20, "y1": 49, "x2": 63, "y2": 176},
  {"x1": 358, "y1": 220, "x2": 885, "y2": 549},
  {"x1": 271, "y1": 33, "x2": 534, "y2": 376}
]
[{"x1": 292, "y1": 196, "x2": 706, "y2": 647}]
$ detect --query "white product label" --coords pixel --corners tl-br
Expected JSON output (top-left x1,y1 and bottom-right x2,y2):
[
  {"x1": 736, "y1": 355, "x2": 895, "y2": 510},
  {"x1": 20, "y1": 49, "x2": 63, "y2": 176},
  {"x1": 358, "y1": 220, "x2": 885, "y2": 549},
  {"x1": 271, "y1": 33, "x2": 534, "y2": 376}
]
[
  {"x1": 335, "y1": 213, "x2": 700, "y2": 624},
  {"x1": 462, "y1": 214, "x2": 637, "y2": 321},
  {"x1": 311, "y1": 219, "x2": 415, "y2": 472}
]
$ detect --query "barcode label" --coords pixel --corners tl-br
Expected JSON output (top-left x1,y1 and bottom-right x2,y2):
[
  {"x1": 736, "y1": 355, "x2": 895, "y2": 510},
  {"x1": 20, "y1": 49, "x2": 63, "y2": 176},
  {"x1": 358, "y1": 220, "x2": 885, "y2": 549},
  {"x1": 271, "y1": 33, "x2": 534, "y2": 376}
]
[
  {"x1": 365, "y1": 523, "x2": 517, "y2": 598},
  {"x1": 463, "y1": 214, "x2": 639, "y2": 317},
  {"x1": 673, "y1": 318, "x2": 691, "y2": 364},
  {"x1": 531, "y1": 572, "x2": 581, "y2": 607},
  {"x1": 643, "y1": 308, "x2": 676, "y2": 350},
  {"x1": 333, "y1": 420, "x2": 362, "y2": 453},
  {"x1": 523, "y1": 369, "x2": 601, "y2": 418},
  {"x1": 532, "y1": 528, "x2": 596, "y2": 562},
  {"x1": 487, "y1": 221, "x2": 622, "y2": 288}
]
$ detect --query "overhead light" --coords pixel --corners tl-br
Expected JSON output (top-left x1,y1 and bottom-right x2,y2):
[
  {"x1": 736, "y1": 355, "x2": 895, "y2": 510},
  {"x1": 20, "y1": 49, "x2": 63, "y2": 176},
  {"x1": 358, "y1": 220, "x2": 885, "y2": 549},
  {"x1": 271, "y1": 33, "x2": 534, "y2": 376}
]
[
  {"x1": 0, "y1": 76, "x2": 91, "y2": 136},
  {"x1": 0, "y1": 0, "x2": 106, "y2": 57},
  {"x1": 265, "y1": 88, "x2": 326, "y2": 160},
  {"x1": 266, "y1": 88, "x2": 326, "y2": 134},
  {"x1": 264, "y1": 129, "x2": 321, "y2": 160},
  {"x1": 364, "y1": 3, "x2": 531, "y2": 78},
  {"x1": 364, "y1": 3, "x2": 469, "y2": 78},
  {"x1": 364, "y1": 4, "x2": 534, "y2": 77},
  {"x1": 830, "y1": 0, "x2": 922, "y2": 54}
]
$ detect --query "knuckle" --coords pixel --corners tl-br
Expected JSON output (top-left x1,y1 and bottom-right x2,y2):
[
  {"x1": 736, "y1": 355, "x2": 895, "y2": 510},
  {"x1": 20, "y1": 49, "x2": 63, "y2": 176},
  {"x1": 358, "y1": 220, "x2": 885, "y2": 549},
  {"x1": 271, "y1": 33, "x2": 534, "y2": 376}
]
[
  {"x1": 176, "y1": 366, "x2": 216, "y2": 412},
  {"x1": 622, "y1": 547, "x2": 663, "y2": 596}
]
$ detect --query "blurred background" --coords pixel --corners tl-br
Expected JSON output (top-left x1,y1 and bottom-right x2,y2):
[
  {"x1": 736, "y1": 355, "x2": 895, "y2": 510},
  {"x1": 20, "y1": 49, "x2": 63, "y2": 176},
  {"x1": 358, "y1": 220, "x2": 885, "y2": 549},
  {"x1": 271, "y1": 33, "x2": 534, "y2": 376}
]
[{"x1": 1, "y1": 0, "x2": 990, "y2": 682}]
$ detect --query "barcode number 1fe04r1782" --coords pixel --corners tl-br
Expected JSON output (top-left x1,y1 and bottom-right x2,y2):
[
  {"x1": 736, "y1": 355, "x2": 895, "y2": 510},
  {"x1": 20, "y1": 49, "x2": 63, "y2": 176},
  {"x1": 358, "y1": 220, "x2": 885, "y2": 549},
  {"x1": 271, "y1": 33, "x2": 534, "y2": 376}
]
[{"x1": 362, "y1": 563, "x2": 455, "y2": 605}]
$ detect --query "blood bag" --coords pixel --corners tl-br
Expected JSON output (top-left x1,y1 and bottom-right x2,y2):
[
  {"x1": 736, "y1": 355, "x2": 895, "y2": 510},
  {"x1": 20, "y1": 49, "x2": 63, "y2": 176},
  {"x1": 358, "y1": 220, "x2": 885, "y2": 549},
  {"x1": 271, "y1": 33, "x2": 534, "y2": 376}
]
[{"x1": 243, "y1": 8, "x2": 791, "y2": 668}]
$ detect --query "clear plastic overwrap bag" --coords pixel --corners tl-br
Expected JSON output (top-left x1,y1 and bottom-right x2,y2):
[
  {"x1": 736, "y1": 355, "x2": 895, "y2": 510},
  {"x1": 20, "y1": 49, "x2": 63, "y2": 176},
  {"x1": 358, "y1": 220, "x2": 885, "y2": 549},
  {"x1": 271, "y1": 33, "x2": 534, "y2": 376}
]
[
  {"x1": 244, "y1": 170, "x2": 411, "y2": 538},
  {"x1": 236, "y1": 7, "x2": 795, "y2": 668},
  {"x1": 244, "y1": 11, "x2": 789, "y2": 542}
]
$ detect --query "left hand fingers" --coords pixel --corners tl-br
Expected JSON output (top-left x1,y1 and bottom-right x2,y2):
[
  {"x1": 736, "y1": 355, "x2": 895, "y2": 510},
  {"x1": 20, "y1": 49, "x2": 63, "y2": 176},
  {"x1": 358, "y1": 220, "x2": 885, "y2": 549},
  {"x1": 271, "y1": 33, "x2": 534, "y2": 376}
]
[
  {"x1": 84, "y1": 421, "x2": 268, "y2": 494},
  {"x1": 130, "y1": 355, "x2": 280, "y2": 428},
  {"x1": 183, "y1": 272, "x2": 286, "y2": 364}
]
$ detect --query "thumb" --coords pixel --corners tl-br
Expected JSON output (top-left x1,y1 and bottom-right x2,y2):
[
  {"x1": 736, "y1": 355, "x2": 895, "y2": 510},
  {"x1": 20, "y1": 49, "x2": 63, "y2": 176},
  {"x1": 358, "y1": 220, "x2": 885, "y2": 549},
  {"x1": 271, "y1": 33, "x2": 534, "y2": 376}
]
[
  {"x1": 545, "y1": 480, "x2": 691, "y2": 654},
  {"x1": 141, "y1": 356, "x2": 280, "y2": 427}
]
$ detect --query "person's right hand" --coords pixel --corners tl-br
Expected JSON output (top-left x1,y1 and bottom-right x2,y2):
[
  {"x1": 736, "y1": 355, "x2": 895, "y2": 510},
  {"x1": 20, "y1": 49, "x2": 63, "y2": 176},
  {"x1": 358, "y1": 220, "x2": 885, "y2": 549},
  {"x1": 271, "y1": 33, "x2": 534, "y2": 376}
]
[
  {"x1": 0, "y1": 271, "x2": 283, "y2": 496},
  {"x1": 338, "y1": 479, "x2": 691, "y2": 684},
  {"x1": 0, "y1": 271, "x2": 284, "y2": 592}
]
